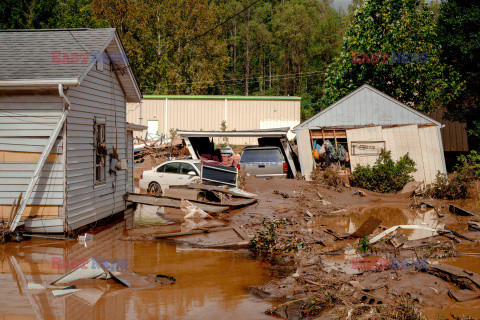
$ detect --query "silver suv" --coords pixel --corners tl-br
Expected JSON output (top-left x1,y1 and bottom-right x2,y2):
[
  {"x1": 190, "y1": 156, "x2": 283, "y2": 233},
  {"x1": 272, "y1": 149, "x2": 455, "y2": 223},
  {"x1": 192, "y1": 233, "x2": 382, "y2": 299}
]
[{"x1": 238, "y1": 146, "x2": 288, "y2": 178}]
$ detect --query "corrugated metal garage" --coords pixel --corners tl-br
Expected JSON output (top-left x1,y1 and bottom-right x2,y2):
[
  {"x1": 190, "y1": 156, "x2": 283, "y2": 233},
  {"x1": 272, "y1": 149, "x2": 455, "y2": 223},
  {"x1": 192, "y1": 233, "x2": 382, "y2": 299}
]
[{"x1": 126, "y1": 95, "x2": 301, "y2": 145}]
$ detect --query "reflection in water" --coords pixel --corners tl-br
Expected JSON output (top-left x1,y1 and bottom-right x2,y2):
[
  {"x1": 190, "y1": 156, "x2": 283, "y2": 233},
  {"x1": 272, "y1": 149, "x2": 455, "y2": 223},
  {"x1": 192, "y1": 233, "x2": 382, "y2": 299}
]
[
  {"x1": 318, "y1": 204, "x2": 443, "y2": 241},
  {"x1": 0, "y1": 219, "x2": 274, "y2": 320}
]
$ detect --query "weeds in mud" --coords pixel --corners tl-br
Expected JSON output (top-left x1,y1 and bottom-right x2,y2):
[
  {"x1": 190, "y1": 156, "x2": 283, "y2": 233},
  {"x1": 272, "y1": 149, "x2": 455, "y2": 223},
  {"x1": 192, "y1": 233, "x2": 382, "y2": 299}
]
[
  {"x1": 350, "y1": 150, "x2": 416, "y2": 193},
  {"x1": 249, "y1": 219, "x2": 307, "y2": 262},
  {"x1": 357, "y1": 235, "x2": 373, "y2": 254},
  {"x1": 425, "y1": 171, "x2": 471, "y2": 200},
  {"x1": 425, "y1": 151, "x2": 480, "y2": 200},
  {"x1": 336, "y1": 295, "x2": 423, "y2": 320}
]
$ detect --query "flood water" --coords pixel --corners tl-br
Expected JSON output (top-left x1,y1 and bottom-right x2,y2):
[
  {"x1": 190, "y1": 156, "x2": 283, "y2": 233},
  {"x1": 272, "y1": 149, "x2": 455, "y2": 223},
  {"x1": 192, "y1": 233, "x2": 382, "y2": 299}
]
[
  {"x1": 319, "y1": 203, "x2": 443, "y2": 241},
  {"x1": 0, "y1": 216, "x2": 275, "y2": 320}
]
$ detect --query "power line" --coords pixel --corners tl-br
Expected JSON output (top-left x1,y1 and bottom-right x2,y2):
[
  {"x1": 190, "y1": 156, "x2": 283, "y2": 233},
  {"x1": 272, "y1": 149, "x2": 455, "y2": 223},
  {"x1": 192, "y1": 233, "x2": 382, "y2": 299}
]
[
  {"x1": 141, "y1": 70, "x2": 325, "y2": 89},
  {"x1": 184, "y1": 0, "x2": 263, "y2": 46}
]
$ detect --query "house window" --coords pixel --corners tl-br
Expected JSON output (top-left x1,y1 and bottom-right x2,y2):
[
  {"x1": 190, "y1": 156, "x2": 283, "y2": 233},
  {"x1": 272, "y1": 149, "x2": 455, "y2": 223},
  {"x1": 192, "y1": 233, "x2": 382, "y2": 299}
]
[{"x1": 94, "y1": 118, "x2": 106, "y2": 183}]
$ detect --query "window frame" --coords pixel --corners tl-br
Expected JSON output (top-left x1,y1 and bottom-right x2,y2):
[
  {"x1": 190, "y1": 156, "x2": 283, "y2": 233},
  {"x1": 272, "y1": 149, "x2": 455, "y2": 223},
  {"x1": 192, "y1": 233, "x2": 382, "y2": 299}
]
[{"x1": 94, "y1": 117, "x2": 107, "y2": 185}]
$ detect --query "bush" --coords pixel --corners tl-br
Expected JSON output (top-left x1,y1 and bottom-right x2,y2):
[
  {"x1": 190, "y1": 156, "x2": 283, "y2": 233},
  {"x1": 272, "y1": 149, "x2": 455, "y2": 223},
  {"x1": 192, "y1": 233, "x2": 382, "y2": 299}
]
[
  {"x1": 425, "y1": 151, "x2": 480, "y2": 200},
  {"x1": 456, "y1": 150, "x2": 480, "y2": 180},
  {"x1": 249, "y1": 219, "x2": 303, "y2": 262},
  {"x1": 425, "y1": 172, "x2": 470, "y2": 200},
  {"x1": 350, "y1": 150, "x2": 416, "y2": 193}
]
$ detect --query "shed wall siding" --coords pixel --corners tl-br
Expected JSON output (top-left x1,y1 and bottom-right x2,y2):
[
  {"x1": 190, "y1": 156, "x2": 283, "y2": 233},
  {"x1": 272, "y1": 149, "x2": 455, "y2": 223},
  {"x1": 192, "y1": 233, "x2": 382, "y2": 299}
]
[
  {"x1": 0, "y1": 95, "x2": 64, "y2": 207},
  {"x1": 346, "y1": 125, "x2": 445, "y2": 184},
  {"x1": 126, "y1": 98, "x2": 300, "y2": 145},
  {"x1": 66, "y1": 58, "x2": 127, "y2": 231}
]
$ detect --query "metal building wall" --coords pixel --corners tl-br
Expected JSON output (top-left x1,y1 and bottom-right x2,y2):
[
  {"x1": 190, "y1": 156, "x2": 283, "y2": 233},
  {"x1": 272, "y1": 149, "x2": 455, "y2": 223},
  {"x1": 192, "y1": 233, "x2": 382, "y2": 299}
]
[
  {"x1": 428, "y1": 108, "x2": 469, "y2": 152},
  {"x1": 126, "y1": 96, "x2": 301, "y2": 145}
]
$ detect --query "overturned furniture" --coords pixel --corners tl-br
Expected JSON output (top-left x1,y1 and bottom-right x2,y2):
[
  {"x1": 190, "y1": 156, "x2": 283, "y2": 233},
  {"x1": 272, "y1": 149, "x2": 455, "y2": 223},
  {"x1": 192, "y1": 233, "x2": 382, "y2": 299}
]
[
  {"x1": 294, "y1": 84, "x2": 447, "y2": 184},
  {"x1": 0, "y1": 29, "x2": 143, "y2": 233}
]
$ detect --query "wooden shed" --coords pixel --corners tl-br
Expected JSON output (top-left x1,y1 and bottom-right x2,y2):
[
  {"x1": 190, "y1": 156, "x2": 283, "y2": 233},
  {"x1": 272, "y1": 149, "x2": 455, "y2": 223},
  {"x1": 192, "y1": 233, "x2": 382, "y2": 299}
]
[
  {"x1": 0, "y1": 28, "x2": 143, "y2": 233},
  {"x1": 294, "y1": 84, "x2": 447, "y2": 185}
]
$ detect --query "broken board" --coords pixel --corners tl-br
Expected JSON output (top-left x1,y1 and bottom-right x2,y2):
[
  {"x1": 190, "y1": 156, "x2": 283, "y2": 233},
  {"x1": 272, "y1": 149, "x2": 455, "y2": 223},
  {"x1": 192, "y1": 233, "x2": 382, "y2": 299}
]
[{"x1": 349, "y1": 216, "x2": 382, "y2": 238}]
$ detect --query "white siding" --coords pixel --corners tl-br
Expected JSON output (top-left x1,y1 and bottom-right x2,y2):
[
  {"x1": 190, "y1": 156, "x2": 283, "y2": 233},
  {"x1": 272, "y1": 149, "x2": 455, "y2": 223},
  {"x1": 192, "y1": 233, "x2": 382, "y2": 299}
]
[
  {"x1": 347, "y1": 125, "x2": 445, "y2": 184},
  {"x1": 127, "y1": 131, "x2": 134, "y2": 192},
  {"x1": 0, "y1": 94, "x2": 64, "y2": 206},
  {"x1": 346, "y1": 126, "x2": 383, "y2": 169},
  {"x1": 65, "y1": 57, "x2": 127, "y2": 231}
]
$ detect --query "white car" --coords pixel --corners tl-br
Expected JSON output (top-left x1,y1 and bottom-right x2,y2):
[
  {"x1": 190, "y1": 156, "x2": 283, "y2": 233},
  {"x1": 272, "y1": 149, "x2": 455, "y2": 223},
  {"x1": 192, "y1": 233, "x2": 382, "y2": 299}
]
[{"x1": 139, "y1": 159, "x2": 202, "y2": 194}]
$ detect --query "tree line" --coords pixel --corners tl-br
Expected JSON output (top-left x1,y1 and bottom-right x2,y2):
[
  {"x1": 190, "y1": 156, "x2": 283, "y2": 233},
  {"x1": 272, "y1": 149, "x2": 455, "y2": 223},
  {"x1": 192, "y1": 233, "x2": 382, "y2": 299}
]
[{"x1": 1, "y1": 0, "x2": 479, "y2": 149}]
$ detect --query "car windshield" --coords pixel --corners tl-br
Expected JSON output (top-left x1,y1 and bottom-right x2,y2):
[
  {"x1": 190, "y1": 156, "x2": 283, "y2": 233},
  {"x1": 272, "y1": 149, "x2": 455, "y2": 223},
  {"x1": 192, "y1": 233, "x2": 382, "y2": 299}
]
[
  {"x1": 241, "y1": 148, "x2": 283, "y2": 163},
  {"x1": 193, "y1": 162, "x2": 201, "y2": 171}
]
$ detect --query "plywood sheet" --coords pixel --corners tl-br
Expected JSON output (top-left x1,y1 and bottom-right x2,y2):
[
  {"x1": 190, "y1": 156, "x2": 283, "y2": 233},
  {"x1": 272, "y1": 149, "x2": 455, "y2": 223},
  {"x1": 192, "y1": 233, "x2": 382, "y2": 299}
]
[
  {"x1": 382, "y1": 125, "x2": 425, "y2": 183},
  {"x1": 0, "y1": 151, "x2": 58, "y2": 163},
  {"x1": 418, "y1": 126, "x2": 446, "y2": 184},
  {"x1": 296, "y1": 129, "x2": 314, "y2": 180},
  {"x1": 0, "y1": 205, "x2": 59, "y2": 218}
]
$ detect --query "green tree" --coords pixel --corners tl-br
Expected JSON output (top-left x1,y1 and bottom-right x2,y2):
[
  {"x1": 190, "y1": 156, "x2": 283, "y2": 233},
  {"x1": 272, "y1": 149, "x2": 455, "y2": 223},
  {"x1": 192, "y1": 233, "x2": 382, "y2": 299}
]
[
  {"x1": 322, "y1": 0, "x2": 464, "y2": 113},
  {"x1": 0, "y1": 0, "x2": 29, "y2": 29},
  {"x1": 437, "y1": 0, "x2": 480, "y2": 150}
]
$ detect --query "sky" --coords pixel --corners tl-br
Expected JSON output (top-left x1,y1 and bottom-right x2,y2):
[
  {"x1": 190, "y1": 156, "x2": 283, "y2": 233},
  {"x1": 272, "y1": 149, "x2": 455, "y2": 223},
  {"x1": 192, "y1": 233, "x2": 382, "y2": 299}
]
[{"x1": 332, "y1": 0, "x2": 352, "y2": 10}]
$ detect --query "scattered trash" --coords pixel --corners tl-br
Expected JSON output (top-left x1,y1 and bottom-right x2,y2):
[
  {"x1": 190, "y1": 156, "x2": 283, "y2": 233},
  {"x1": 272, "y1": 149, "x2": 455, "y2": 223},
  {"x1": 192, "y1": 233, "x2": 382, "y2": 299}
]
[
  {"x1": 52, "y1": 286, "x2": 81, "y2": 297},
  {"x1": 349, "y1": 216, "x2": 382, "y2": 238},
  {"x1": 155, "y1": 275, "x2": 176, "y2": 285},
  {"x1": 449, "y1": 205, "x2": 477, "y2": 217},
  {"x1": 369, "y1": 225, "x2": 437, "y2": 244},
  {"x1": 181, "y1": 199, "x2": 213, "y2": 220},
  {"x1": 353, "y1": 189, "x2": 366, "y2": 197},
  {"x1": 426, "y1": 264, "x2": 480, "y2": 291},
  {"x1": 389, "y1": 231, "x2": 408, "y2": 248},
  {"x1": 468, "y1": 221, "x2": 480, "y2": 231},
  {"x1": 78, "y1": 233, "x2": 94, "y2": 246},
  {"x1": 444, "y1": 226, "x2": 474, "y2": 242},
  {"x1": 51, "y1": 258, "x2": 109, "y2": 285},
  {"x1": 273, "y1": 190, "x2": 290, "y2": 198},
  {"x1": 305, "y1": 210, "x2": 313, "y2": 218},
  {"x1": 27, "y1": 283, "x2": 46, "y2": 290}
]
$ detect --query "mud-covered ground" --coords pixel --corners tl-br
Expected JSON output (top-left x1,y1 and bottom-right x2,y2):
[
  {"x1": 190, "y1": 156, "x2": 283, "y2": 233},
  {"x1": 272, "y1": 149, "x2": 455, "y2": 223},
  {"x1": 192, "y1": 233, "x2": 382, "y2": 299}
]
[
  {"x1": 125, "y1": 175, "x2": 480, "y2": 319},
  {"x1": 220, "y1": 176, "x2": 480, "y2": 320}
]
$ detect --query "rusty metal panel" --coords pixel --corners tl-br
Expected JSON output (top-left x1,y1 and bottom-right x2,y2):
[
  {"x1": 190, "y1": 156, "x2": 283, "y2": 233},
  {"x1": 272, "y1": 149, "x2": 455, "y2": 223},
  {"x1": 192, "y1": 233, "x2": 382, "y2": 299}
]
[{"x1": 428, "y1": 108, "x2": 469, "y2": 152}]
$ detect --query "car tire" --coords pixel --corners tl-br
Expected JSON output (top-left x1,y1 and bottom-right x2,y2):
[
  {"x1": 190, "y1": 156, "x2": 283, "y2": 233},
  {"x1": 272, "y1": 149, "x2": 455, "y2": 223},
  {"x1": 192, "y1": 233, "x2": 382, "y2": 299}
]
[{"x1": 148, "y1": 182, "x2": 162, "y2": 195}]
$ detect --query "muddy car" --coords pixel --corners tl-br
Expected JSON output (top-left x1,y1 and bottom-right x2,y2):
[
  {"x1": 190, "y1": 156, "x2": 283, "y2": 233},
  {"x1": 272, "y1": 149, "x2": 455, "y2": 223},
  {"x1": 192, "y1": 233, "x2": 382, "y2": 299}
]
[
  {"x1": 238, "y1": 146, "x2": 288, "y2": 179},
  {"x1": 139, "y1": 159, "x2": 202, "y2": 194}
]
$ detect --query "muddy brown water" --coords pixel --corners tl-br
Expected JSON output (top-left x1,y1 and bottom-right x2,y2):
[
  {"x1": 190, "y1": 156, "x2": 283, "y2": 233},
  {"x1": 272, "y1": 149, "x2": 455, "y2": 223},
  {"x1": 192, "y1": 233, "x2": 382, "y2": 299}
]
[{"x1": 0, "y1": 213, "x2": 275, "y2": 320}]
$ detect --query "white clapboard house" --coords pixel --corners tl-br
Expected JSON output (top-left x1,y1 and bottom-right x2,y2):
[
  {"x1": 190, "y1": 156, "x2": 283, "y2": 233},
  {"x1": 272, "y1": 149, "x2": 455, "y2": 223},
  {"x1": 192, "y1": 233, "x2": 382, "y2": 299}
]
[{"x1": 0, "y1": 28, "x2": 144, "y2": 233}]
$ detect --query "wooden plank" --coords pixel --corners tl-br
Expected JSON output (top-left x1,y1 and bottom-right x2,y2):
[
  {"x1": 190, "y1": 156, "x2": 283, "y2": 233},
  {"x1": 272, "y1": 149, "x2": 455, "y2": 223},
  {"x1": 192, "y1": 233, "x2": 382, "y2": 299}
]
[
  {"x1": 125, "y1": 193, "x2": 256, "y2": 213},
  {"x1": 154, "y1": 227, "x2": 234, "y2": 239},
  {"x1": 1, "y1": 205, "x2": 59, "y2": 218},
  {"x1": 0, "y1": 151, "x2": 59, "y2": 163},
  {"x1": 296, "y1": 128, "x2": 315, "y2": 181},
  {"x1": 450, "y1": 205, "x2": 477, "y2": 217}
]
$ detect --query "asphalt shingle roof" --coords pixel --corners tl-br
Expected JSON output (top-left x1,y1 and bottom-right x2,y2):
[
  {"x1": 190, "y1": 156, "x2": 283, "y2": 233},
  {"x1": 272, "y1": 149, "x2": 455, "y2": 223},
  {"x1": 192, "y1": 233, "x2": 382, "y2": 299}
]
[{"x1": 0, "y1": 28, "x2": 116, "y2": 81}]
